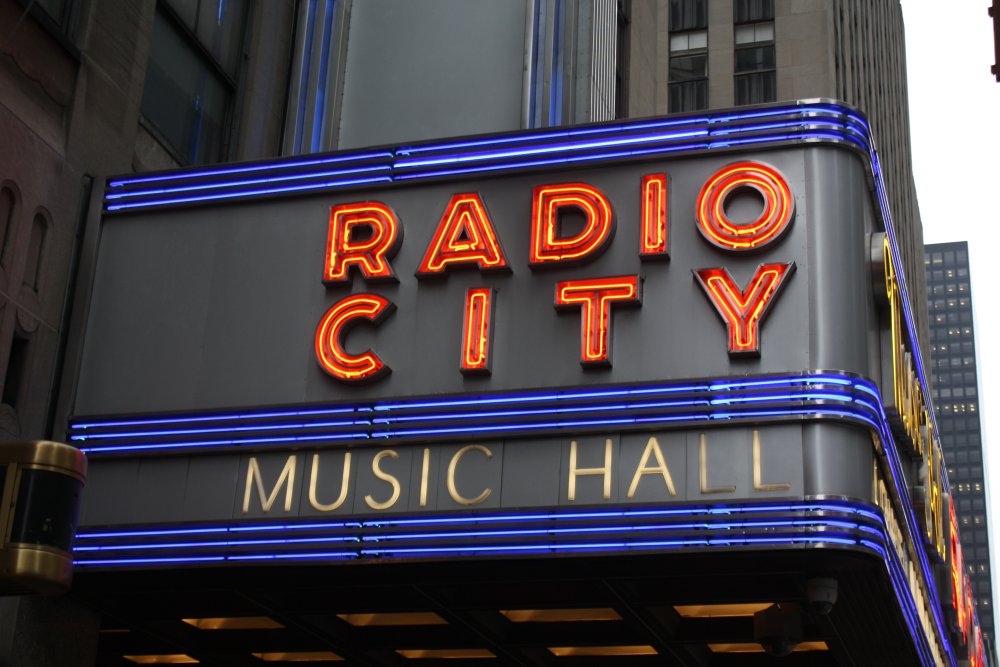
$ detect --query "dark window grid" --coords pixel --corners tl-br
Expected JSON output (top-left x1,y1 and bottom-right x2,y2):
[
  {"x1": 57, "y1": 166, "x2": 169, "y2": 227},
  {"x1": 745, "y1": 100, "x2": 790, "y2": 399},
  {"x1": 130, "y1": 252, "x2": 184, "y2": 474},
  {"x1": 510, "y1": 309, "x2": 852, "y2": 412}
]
[
  {"x1": 733, "y1": 40, "x2": 775, "y2": 105},
  {"x1": 140, "y1": 2, "x2": 246, "y2": 165},
  {"x1": 670, "y1": 0, "x2": 707, "y2": 31},
  {"x1": 733, "y1": 0, "x2": 773, "y2": 24},
  {"x1": 668, "y1": 79, "x2": 708, "y2": 112},
  {"x1": 15, "y1": 0, "x2": 81, "y2": 56},
  {"x1": 156, "y1": 2, "x2": 240, "y2": 90}
]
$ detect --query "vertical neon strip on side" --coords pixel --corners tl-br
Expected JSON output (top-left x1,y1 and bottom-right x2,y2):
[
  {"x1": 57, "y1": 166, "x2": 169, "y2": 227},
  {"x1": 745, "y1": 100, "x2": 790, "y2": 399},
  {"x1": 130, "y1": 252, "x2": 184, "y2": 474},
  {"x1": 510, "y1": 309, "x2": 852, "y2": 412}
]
[
  {"x1": 530, "y1": 183, "x2": 615, "y2": 266},
  {"x1": 417, "y1": 193, "x2": 510, "y2": 276},
  {"x1": 315, "y1": 294, "x2": 395, "y2": 382},
  {"x1": 640, "y1": 173, "x2": 669, "y2": 259},
  {"x1": 695, "y1": 161, "x2": 794, "y2": 251},
  {"x1": 693, "y1": 263, "x2": 795, "y2": 356},
  {"x1": 554, "y1": 275, "x2": 641, "y2": 366},
  {"x1": 324, "y1": 202, "x2": 402, "y2": 283},
  {"x1": 460, "y1": 287, "x2": 496, "y2": 375}
]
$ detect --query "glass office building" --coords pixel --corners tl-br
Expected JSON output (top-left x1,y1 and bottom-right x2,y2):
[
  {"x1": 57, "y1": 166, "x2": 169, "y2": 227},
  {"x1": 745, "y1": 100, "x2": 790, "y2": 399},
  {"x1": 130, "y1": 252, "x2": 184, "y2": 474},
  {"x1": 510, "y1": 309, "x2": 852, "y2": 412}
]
[{"x1": 926, "y1": 240, "x2": 995, "y2": 644}]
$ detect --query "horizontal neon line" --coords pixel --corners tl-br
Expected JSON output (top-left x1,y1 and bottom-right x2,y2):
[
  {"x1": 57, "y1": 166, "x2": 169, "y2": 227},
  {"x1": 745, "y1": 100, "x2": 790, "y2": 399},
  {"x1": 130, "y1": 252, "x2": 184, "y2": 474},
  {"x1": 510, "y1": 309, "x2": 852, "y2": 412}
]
[
  {"x1": 394, "y1": 118, "x2": 851, "y2": 170},
  {"x1": 78, "y1": 431, "x2": 368, "y2": 454},
  {"x1": 106, "y1": 165, "x2": 392, "y2": 200},
  {"x1": 70, "y1": 419, "x2": 370, "y2": 441},
  {"x1": 107, "y1": 151, "x2": 394, "y2": 188},
  {"x1": 70, "y1": 405, "x2": 368, "y2": 430},
  {"x1": 105, "y1": 175, "x2": 394, "y2": 211},
  {"x1": 397, "y1": 105, "x2": 853, "y2": 156},
  {"x1": 76, "y1": 500, "x2": 875, "y2": 541},
  {"x1": 75, "y1": 518, "x2": 872, "y2": 553},
  {"x1": 71, "y1": 374, "x2": 862, "y2": 433},
  {"x1": 103, "y1": 122, "x2": 868, "y2": 211},
  {"x1": 74, "y1": 389, "x2": 877, "y2": 453},
  {"x1": 74, "y1": 530, "x2": 872, "y2": 566}
]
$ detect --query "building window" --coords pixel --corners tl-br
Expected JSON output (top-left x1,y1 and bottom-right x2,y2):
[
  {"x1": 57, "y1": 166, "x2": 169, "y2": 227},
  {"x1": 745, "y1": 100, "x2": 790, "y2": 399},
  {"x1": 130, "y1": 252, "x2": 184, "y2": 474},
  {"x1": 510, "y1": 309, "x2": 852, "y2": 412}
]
[
  {"x1": 2, "y1": 332, "x2": 29, "y2": 410},
  {"x1": 0, "y1": 185, "x2": 16, "y2": 270},
  {"x1": 283, "y1": 0, "x2": 348, "y2": 151},
  {"x1": 734, "y1": 0, "x2": 773, "y2": 23},
  {"x1": 668, "y1": 1, "x2": 707, "y2": 113},
  {"x1": 615, "y1": 0, "x2": 630, "y2": 119},
  {"x1": 23, "y1": 213, "x2": 47, "y2": 292},
  {"x1": 734, "y1": 16, "x2": 775, "y2": 105},
  {"x1": 670, "y1": 0, "x2": 707, "y2": 31},
  {"x1": 141, "y1": 1, "x2": 247, "y2": 164}
]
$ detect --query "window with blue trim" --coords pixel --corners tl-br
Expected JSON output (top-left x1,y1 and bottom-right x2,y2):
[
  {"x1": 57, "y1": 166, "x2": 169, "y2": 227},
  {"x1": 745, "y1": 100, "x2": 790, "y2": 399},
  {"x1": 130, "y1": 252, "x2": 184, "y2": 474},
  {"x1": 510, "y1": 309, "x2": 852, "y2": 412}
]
[
  {"x1": 141, "y1": 0, "x2": 247, "y2": 165},
  {"x1": 283, "y1": 0, "x2": 345, "y2": 154}
]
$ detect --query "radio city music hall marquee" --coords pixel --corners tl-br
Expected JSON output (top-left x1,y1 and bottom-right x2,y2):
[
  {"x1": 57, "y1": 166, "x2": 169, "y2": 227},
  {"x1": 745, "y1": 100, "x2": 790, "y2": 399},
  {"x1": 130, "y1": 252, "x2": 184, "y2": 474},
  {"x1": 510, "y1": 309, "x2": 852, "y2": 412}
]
[{"x1": 68, "y1": 103, "x2": 983, "y2": 667}]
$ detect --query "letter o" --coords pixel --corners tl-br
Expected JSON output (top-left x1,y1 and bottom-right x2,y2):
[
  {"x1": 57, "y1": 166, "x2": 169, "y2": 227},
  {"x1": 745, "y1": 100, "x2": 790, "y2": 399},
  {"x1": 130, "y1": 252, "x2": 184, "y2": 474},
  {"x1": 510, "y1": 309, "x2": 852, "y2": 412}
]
[{"x1": 696, "y1": 161, "x2": 794, "y2": 252}]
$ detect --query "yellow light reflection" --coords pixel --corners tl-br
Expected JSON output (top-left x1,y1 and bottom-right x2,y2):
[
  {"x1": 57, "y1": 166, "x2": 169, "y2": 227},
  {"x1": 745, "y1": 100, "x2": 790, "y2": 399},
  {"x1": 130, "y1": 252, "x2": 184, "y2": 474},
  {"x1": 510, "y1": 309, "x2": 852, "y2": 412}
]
[
  {"x1": 673, "y1": 603, "x2": 773, "y2": 618},
  {"x1": 396, "y1": 649, "x2": 495, "y2": 659},
  {"x1": 500, "y1": 608, "x2": 622, "y2": 622},
  {"x1": 123, "y1": 656, "x2": 199, "y2": 664},
  {"x1": 182, "y1": 617, "x2": 284, "y2": 630},
  {"x1": 548, "y1": 646, "x2": 657, "y2": 656},
  {"x1": 336, "y1": 612, "x2": 447, "y2": 626},
  {"x1": 707, "y1": 641, "x2": 829, "y2": 653},
  {"x1": 251, "y1": 652, "x2": 343, "y2": 662}
]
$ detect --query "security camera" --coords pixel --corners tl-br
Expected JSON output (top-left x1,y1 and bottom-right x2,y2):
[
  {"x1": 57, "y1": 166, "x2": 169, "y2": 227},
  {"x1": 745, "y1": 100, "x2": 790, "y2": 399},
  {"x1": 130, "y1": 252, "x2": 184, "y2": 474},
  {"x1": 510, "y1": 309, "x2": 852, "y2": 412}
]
[
  {"x1": 753, "y1": 604, "x2": 802, "y2": 657},
  {"x1": 807, "y1": 577, "x2": 838, "y2": 614}
]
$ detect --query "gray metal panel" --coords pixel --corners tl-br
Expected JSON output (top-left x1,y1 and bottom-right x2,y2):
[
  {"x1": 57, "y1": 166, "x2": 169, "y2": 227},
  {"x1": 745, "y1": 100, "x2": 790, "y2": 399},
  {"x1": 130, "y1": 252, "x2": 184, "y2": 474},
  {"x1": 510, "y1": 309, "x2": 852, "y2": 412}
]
[
  {"x1": 337, "y1": 0, "x2": 528, "y2": 149},
  {"x1": 79, "y1": 425, "x2": 811, "y2": 528},
  {"x1": 77, "y1": 148, "x2": 882, "y2": 415}
]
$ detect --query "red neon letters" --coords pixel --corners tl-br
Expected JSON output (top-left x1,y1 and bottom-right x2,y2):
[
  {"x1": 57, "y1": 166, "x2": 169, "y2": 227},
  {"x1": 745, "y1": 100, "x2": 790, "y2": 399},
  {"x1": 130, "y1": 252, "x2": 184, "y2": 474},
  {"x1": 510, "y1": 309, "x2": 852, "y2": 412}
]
[
  {"x1": 694, "y1": 263, "x2": 795, "y2": 356},
  {"x1": 418, "y1": 193, "x2": 509, "y2": 276},
  {"x1": 696, "y1": 161, "x2": 794, "y2": 251},
  {"x1": 325, "y1": 202, "x2": 402, "y2": 283},
  {"x1": 315, "y1": 160, "x2": 797, "y2": 382},
  {"x1": 315, "y1": 294, "x2": 395, "y2": 382},
  {"x1": 530, "y1": 183, "x2": 615, "y2": 266},
  {"x1": 460, "y1": 287, "x2": 496, "y2": 374},
  {"x1": 555, "y1": 276, "x2": 641, "y2": 366},
  {"x1": 640, "y1": 173, "x2": 669, "y2": 259}
]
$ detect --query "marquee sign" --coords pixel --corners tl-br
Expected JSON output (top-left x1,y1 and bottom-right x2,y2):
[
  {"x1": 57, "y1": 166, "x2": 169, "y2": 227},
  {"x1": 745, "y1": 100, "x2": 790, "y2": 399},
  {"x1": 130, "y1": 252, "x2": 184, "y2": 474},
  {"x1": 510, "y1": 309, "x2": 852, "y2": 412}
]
[{"x1": 68, "y1": 101, "x2": 983, "y2": 667}]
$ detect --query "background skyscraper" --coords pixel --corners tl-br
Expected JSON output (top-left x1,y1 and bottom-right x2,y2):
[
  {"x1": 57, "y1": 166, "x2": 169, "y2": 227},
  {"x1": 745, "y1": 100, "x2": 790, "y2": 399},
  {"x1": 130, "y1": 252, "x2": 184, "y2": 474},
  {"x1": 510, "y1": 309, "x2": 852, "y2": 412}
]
[{"x1": 925, "y1": 240, "x2": 995, "y2": 644}]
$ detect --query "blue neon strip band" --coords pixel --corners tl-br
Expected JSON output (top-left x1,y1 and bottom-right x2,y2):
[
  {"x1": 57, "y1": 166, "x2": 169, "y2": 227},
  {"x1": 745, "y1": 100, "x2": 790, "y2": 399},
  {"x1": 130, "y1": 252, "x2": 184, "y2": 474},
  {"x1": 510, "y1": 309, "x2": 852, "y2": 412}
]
[
  {"x1": 70, "y1": 376, "x2": 874, "y2": 453},
  {"x1": 103, "y1": 104, "x2": 864, "y2": 211},
  {"x1": 70, "y1": 405, "x2": 367, "y2": 430},
  {"x1": 70, "y1": 419, "x2": 369, "y2": 441},
  {"x1": 392, "y1": 118, "x2": 851, "y2": 170},
  {"x1": 106, "y1": 151, "x2": 393, "y2": 188},
  {"x1": 105, "y1": 165, "x2": 392, "y2": 200},
  {"x1": 105, "y1": 175, "x2": 394, "y2": 211},
  {"x1": 75, "y1": 500, "x2": 873, "y2": 541},
  {"x1": 78, "y1": 431, "x2": 368, "y2": 454},
  {"x1": 70, "y1": 374, "x2": 853, "y2": 425},
  {"x1": 74, "y1": 518, "x2": 871, "y2": 553},
  {"x1": 398, "y1": 104, "x2": 853, "y2": 156},
  {"x1": 73, "y1": 515, "x2": 871, "y2": 563}
]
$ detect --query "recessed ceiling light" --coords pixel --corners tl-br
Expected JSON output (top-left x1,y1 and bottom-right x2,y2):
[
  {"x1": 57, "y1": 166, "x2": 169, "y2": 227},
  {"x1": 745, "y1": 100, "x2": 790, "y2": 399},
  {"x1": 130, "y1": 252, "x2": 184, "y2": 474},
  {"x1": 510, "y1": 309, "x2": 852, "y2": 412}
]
[
  {"x1": 707, "y1": 641, "x2": 829, "y2": 653},
  {"x1": 336, "y1": 612, "x2": 447, "y2": 626},
  {"x1": 396, "y1": 649, "x2": 496, "y2": 659},
  {"x1": 547, "y1": 646, "x2": 657, "y2": 656},
  {"x1": 182, "y1": 617, "x2": 284, "y2": 630},
  {"x1": 252, "y1": 652, "x2": 343, "y2": 662},
  {"x1": 123, "y1": 655, "x2": 199, "y2": 664},
  {"x1": 500, "y1": 608, "x2": 622, "y2": 622},
  {"x1": 673, "y1": 603, "x2": 774, "y2": 618}
]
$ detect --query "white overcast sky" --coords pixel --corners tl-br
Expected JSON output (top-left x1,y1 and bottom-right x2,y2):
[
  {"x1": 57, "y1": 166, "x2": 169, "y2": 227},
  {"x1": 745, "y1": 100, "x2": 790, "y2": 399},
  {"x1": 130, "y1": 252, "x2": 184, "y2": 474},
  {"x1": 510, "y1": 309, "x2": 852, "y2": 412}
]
[{"x1": 900, "y1": 0, "x2": 1000, "y2": 631}]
